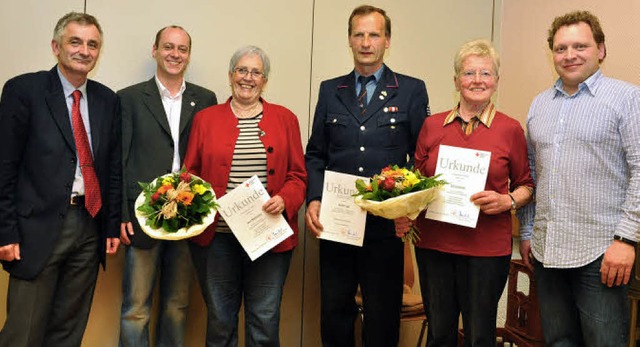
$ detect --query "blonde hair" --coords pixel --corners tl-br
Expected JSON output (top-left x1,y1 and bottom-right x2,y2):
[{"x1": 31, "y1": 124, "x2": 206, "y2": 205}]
[{"x1": 453, "y1": 39, "x2": 500, "y2": 76}]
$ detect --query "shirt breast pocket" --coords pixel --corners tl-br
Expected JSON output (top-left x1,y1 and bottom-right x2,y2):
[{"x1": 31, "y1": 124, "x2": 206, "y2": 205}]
[
  {"x1": 377, "y1": 112, "x2": 409, "y2": 148},
  {"x1": 325, "y1": 113, "x2": 353, "y2": 149}
]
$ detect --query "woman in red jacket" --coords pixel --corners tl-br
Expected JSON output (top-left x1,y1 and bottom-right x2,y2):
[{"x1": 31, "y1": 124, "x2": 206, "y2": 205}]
[{"x1": 184, "y1": 45, "x2": 307, "y2": 346}]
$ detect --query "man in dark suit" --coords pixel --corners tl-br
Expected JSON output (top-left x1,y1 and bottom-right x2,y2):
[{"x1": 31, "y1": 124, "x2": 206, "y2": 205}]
[
  {"x1": 0, "y1": 12, "x2": 121, "y2": 346},
  {"x1": 305, "y1": 5, "x2": 430, "y2": 347},
  {"x1": 118, "y1": 25, "x2": 217, "y2": 346}
]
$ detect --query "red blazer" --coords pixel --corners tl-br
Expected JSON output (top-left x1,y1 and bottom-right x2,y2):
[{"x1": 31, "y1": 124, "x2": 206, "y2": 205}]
[{"x1": 184, "y1": 98, "x2": 307, "y2": 252}]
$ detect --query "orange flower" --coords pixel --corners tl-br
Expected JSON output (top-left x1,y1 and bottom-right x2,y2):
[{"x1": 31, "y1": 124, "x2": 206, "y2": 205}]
[
  {"x1": 157, "y1": 184, "x2": 172, "y2": 194},
  {"x1": 177, "y1": 191, "x2": 195, "y2": 206}
]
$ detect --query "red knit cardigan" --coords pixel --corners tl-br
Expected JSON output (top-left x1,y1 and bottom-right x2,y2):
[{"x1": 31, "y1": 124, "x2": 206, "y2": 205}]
[{"x1": 184, "y1": 98, "x2": 307, "y2": 252}]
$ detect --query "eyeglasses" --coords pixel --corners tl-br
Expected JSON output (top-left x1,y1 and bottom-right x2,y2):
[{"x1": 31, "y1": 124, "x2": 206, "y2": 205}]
[
  {"x1": 460, "y1": 70, "x2": 496, "y2": 81},
  {"x1": 234, "y1": 67, "x2": 264, "y2": 79}
]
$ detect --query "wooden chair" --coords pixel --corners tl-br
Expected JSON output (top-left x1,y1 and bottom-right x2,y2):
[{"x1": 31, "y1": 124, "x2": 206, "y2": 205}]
[
  {"x1": 356, "y1": 242, "x2": 428, "y2": 346},
  {"x1": 458, "y1": 259, "x2": 544, "y2": 347}
]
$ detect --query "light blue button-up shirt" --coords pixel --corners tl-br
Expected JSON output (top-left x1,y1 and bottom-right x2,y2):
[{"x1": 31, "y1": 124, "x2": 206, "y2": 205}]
[
  {"x1": 58, "y1": 67, "x2": 92, "y2": 196},
  {"x1": 518, "y1": 69, "x2": 640, "y2": 268},
  {"x1": 355, "y1": 65, "x2": 384, "y2": 105}
]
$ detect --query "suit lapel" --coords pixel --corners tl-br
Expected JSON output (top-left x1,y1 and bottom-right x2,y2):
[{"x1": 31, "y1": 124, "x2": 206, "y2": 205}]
[
  {"x1": 335, "y1": 73, "x2": 362, "y2": 120},
  {"x1": 86, "y1": 81, "x2": 104, "y2": 153},
  {"x1": 179, "y1": 85, "x2": 198, "y2": 136},
  {"x1": 142, "y1": 79, "x2": 172, "y2": 138},
  {"x1": 45, "y1": 69, "x2": 76, "y2": 151},
  {"x1": 361, "y1": 66, "x2": 399, "y2": 123}
]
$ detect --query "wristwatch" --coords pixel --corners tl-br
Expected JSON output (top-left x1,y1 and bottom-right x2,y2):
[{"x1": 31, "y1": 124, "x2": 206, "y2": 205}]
[
  {"x1": 508, "y1": 193, "x2": 516, "y2": 211},
  {"x1": 613, "y1": 235, "x2": 637, "y2": 247}
]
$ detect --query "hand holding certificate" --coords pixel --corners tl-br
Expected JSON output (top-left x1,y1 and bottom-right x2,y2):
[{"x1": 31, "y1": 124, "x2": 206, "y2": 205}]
[
  {"x1": 425, "y1": 145, "x2": 491, "y2": 228},
  {"x1": 318, "y1": 171, "x2": 368, "y2": 247},
  {"x1": 216, "y1": 176, "x2": 293, "y2": 261}
]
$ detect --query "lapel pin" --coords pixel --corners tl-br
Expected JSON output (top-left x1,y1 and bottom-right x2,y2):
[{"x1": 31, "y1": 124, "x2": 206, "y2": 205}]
[
  {"x1": 388, "y1": 106, "x2": 398, "y2": 112},
  {"x1": 379, "y1": 95, "x2": 384, "y2": 100},
  {"x1": 384, "y1": 107, "x2": 389, "y2": 113},
  {"x1": 381, "y1": 90, "x2": 387, "y2": 96}
]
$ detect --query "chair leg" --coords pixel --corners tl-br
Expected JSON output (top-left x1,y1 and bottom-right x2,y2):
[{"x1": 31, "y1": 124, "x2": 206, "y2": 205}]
[
  {"x1": 630, "y1": 298, "x2": 638, "y2": 347},
  {"x1": 359, "y1": 306, "x2": 365, "y2": 347},
  {"x1": 416, "y1": 319, "x2": 427, "y2": 347}
]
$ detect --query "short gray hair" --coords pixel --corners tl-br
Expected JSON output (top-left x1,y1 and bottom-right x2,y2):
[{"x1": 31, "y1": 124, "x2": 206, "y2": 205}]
[
  {"x1": 228, "y1": 45, "x2": 271, "y2": 79},
  {"x1": 53, "y1": 12, "x2": 103, "y2": 44}
]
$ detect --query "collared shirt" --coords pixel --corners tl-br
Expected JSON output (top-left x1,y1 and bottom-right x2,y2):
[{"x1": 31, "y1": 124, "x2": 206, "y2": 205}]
[
  {"x1": 155, "y1": 76, "x2": 186, "y2": 172},
  {"x1": 518, "y1": 69, "x2": 640, "y2": 268},
  {"x1": 355, "y1": 66, "x2": 384, "y2": 105},
  {"x1": 58, "y1": 67, "x2": 91, "y2": 196},
  {"x1": 443, "y1": 102, "x2": 497, "y2": 131}
]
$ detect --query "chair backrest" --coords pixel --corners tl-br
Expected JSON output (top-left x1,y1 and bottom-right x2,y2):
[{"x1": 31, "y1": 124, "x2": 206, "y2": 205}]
[
  {"x1": 630, "y1": 244, "x2": 640, "y2": 294},
  {"x1": 505, "y1": 259, "x2": 544, "y2": 342}
]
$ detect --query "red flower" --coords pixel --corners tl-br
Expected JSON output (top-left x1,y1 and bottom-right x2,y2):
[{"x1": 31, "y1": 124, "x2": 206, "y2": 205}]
[
  {"x1": 180, "y1": 171, "x2": 192, "y2": 183},
  {"x1": 382, "y1": 177, "x2": 396, "y2": 191},
  {"x1": 151, "y1": 192, "x2": 161, "y2": 203}
]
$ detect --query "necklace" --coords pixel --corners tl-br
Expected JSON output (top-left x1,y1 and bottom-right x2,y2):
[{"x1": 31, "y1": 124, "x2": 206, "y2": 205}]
[{"x1": 231, "y1": 100, "x2": 263, "y2": 119}]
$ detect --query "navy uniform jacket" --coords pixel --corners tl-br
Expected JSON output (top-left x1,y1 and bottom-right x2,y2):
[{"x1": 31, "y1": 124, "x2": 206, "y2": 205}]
[
  {"x1": 0, "y1": 66, "x2": 121, "y2": 279},
  {"x1": 305, "y1": 65, "x2": 429, "y2": 239}
]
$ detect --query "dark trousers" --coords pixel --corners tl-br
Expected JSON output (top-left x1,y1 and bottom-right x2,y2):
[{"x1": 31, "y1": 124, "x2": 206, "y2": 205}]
[
  {"x1": 319, "y1": 237, "x2": 403, "y2": 347},
  {"x1": 0, "y1": 205, "x2": 100, "y2": 347},
  {"x1": 190, "y1": 233, "x2": 292, "y2": 347},
  {"x1": 533, "y1": 256, "x2": 629, "y2": 347},
  {"x1": 415, "y1": 248, "x2": 510, "y2": 347}
]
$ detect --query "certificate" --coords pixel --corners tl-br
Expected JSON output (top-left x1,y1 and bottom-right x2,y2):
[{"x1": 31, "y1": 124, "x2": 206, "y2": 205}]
[
  {"x1": 216, "y1": 175, "x2": 293, "y2": 261},
  {"x1": 318, "y1": 170, "x2": 368, "y2": 247},
  {"x1": 425, "y1": 145, "x2": 491, "y2": 228}
]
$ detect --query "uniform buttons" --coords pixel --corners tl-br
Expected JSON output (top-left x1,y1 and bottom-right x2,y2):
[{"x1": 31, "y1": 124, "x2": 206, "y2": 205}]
[
  {"x1": 332, "y1": 118, "x2": 337, "y2": 123},
  {"x1": 267, "y1": 146, "x2": 274, "y2": 153},
  {"x1": 269, "y1": 169, "x2": 275, "y2": 175},
  {"x1": 360, "y1": 146, "x2": 365, "y2": 152},
  {"x1": 360, "y1": 126, "x2": 365, "y2": 131},
  {"x1": 358, "y1": 167, "x2": 364, "y2": 173},
  {"x1": 390, "y1": 118, "x2": 396, "y2": 123}
]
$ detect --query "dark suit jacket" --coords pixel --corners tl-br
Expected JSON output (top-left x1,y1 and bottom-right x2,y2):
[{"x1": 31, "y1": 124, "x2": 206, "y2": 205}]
[
  {"x1": 0, "y1": 66, "x2": 122, "y2": 280},
  {"x1": 120, "y1": 78, "x2": 217, "y2": 248},
  {"x1": 305, "y1": 64, "x2": 429, "y2": 240}
]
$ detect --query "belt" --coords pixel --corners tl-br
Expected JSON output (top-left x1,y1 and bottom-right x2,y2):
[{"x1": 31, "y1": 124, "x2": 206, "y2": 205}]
[{"x1": 70, "y1": 195, "x2": 85, "y2": 206}]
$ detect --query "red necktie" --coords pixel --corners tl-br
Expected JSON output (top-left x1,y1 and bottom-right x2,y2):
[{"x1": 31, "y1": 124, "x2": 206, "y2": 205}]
[{"x1": 72, "y1": 90, "x2": 102, "y2": 217}]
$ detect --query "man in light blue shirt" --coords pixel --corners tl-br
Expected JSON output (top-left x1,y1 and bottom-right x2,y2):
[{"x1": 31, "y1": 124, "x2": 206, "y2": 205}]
[{"x1": 518, "y1": 10, "x2": 640, "y2": 346}]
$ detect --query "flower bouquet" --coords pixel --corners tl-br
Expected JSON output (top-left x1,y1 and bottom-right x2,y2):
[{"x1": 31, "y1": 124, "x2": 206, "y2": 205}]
[
  {"x1": 353, "y1": 165, "x2": 446, "y2": 243},
  {"x1": 134, "y1": 169, "x2": 218, "y2": 240}
]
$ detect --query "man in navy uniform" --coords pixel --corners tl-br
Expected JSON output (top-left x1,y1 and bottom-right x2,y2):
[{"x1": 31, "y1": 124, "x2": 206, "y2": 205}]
[{"x1": 305, "y1": 5, "x2": 430, "y2": 346}]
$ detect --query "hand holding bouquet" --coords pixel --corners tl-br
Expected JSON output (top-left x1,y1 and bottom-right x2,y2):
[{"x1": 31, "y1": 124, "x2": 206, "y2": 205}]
[
  {"x1": 353, "y1": 165, "x2": 446, "y2": 243},
  {"x1": 135, "y1": 168, "x2": 218, "y2": 240}
]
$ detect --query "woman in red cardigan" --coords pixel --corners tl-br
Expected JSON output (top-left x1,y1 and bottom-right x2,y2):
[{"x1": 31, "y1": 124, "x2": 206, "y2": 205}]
[
  {"x1": 184, "y1": 45, "x2": 307, "y2": 346},
  {"x1": 399, "y1": 39, "x2": 534, "y2": 346}
]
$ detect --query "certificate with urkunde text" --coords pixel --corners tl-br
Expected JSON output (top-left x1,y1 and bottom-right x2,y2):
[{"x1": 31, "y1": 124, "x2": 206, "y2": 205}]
[
  {"x1": 216, "y1": 175, "x2": 293, "y2": 261},
  {"x1": 425, "y1": 145, "x2": 491, "y2": 228},
  {"x1": 318, "y1": 170, "x2": 368, "y2": 247}
]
